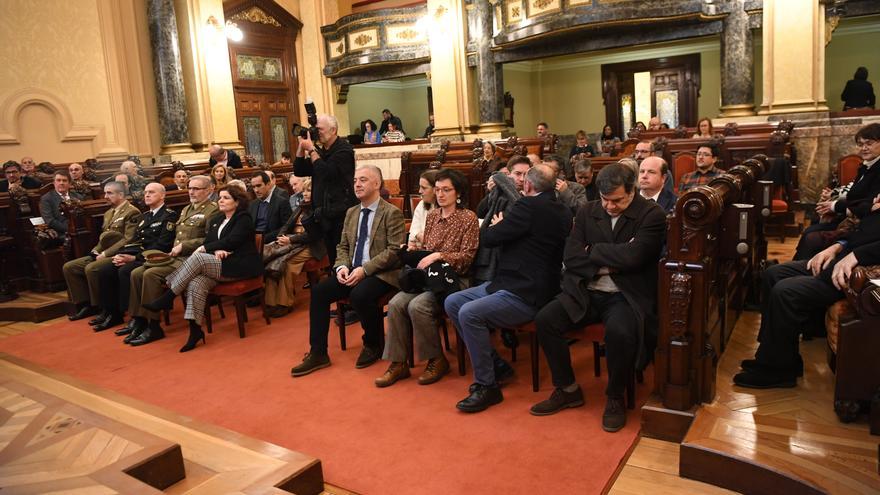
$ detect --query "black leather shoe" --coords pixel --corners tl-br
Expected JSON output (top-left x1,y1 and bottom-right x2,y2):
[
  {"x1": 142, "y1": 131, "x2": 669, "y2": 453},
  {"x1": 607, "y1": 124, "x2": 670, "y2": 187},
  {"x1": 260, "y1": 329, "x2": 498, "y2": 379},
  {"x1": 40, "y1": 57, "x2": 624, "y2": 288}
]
[
  {"x1": 115, "y1": 317, "x2": 144, "y2": 336},
  {"x1": 344, "y1": 310, "x2": 360, "y2": 325},
  {"x1": 143, "y1": 290, "x2": 175, "y2": 312},
  {"x1": 741, "y1": 355, "x2": 803, "y2": 377},
  {"x1": 355, "y1": 346, "x2": 382, "y2": 369},
  {"x1": 69, "y1": 305, "x2": 98, "y2": 321},
  {"x1": 530, "y1": 386, "x2": 585, "y2": 416},
  {"x1": 129, "y1": 324, "x2": 165, "y2": 346},
  {"x1": 88, "y1": 311, "x2": 109, "y2": 326},
  {"x1": 291, "y1": 353, "x2": 331, "y2": 377},
  {"x1": 93, "y1": 314, "x2": 124, "y2": 332},
  {"x1": 733, "y1": 369, "x2": 797, "y2": 389},
  {"x1": 602, "y1": 397, "x2": 627, "y2": 432},
  {"x1": 456, "y1": 383, "x2": 503, "y2": 413}
]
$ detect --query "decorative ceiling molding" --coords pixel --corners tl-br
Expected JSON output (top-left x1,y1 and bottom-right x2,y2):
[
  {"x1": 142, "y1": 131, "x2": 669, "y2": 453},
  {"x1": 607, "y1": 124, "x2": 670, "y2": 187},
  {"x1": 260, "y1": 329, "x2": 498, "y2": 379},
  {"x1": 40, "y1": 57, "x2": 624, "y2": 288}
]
[
  {"x1": 229, "y1": 6, "x2": 282, "y2": 27},
  {"x1": 356, "y1": 78, "x2": 430, "y2": 90}
]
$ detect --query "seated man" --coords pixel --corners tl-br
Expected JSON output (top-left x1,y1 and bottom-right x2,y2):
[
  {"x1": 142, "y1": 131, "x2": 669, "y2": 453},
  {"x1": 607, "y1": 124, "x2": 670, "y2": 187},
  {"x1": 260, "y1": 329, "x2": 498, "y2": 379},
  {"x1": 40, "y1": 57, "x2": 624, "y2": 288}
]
[
  {"x1": 68, "y1": 162, "x2": 92, "y2": 197},
  {"x1": 166, "y1": 167, "x2": 190, "y2": 191},
  {"x1": 124, "y1": 175, "x2": 217, "y2": 345},
  {"x1": 445, "y1": 164, "x2": 572, "y2": 413},
  {"x1": 638, "y1": 156, "x2": 677, "y2": 213},
  {"x1": 543, "y1": 154, "x2": 587, "y2": 214},
  {"x1": 476, "y1": 155, "x2": 530, "y2": 219},
  {"x1": 574, "y1": 158, "x2": 599, "y2": 202},
  {"x1": 679, "y1": 143, "x2": 723, "y2": 192},
  {"x1": 64, "y1": 181, "x2": 142, "y2": 321},
  {"x1": 208, "y1": 144, "x2": 243, "y2": 169},
  {"x1": 249, "y1": 171, "x2": 292, "y2": 244},
  {"x1": 288, "y1": 174, "x2": 305, "y2": 210},
  {"x1": 91, "y1": 183, "x2": 178, "y2": 331},
  {"x1": 532, "y1": 163, "x2": 666, "y2": 432},
  {"x1": 0, "y1": 160, "x2": 41, "y2": 192},
  {"x1": 291, "y1": 164, "x2": 405, "y2": 376},
  {"x1": 40, "y1": 170, "x2": 83, "y2": 236},
  {"x1": 734, "y1": 195, "x2": 880, "y2": 388}
]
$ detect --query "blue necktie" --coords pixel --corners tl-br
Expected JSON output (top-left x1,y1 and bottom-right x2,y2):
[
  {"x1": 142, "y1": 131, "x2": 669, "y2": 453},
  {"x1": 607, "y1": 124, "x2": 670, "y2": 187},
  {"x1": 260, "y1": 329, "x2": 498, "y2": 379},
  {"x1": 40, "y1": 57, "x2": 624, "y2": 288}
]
[{"x1": 352, "y1": 208, "x2": 371, "y2": 268}]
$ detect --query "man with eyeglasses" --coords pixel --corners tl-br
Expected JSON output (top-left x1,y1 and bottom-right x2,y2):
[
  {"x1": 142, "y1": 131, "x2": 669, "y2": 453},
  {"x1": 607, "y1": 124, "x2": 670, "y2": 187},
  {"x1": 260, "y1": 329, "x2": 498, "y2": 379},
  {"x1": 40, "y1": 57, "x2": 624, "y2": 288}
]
[
  {"x1": 816, "y1": 123, "x2": 880, "y2": 220},
  {"x1": 678, "y1": 143, "x2": 722, "y2": 193},
  {"x1": 122, "y1": 175, "x2": 218, "y2": 345}
]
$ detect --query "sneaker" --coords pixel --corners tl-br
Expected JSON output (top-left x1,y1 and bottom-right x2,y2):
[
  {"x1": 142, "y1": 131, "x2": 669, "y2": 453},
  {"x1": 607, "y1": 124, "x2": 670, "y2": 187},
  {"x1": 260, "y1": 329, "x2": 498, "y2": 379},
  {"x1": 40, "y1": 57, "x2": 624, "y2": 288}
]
[
  {"x1": 418, "y1": 356, "x2": 450, "y2": 385},
  {"x1": 530, "y1": 386, "x2": 585, "y2": 416},
  {"x1": 456, "y1": 383, "x2": 503, "y2": 413},
  {"x1": 355, "y1": 346, "x2": 382, "y2": 369},
  {"x1": 602, "y1": 397, "x2": 627, "y2": 432},
  {"x1": 375, "y1": 362, "x2": 410, "y2": 387},
  {"x1": 733, "y1": 369, "x2": 797, "y2": 389},
  {"x1": 291, "y1": 353, "x2": 331, "y2": 377}
]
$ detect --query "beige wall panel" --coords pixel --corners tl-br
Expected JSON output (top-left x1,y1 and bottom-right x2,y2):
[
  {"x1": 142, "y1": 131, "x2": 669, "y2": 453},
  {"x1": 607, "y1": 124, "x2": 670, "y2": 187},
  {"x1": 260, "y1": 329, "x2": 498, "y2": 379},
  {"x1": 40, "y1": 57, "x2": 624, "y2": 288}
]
[{"x1": 0, "y1": 0, "x2": 121, "y2": 160}]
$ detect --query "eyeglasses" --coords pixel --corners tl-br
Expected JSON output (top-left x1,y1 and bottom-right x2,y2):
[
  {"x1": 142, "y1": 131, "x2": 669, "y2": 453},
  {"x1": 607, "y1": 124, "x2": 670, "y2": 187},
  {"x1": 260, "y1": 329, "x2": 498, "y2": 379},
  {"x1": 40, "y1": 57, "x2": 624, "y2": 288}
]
[
  {"x1": 435, "y1": 187, "x2": 456, "y2": 194},
  {"x1": 857, "y1": 139, "x2": 877, "y2": 148}
]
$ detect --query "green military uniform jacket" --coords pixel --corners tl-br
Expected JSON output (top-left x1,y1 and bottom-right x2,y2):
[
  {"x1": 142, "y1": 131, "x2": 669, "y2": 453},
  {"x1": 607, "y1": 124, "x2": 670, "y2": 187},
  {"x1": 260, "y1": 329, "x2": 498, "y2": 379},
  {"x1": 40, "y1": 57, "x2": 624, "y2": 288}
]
[
  {"x1": 95, "y1": 201, "x2": 142, "y2": 257},
  {"x1": 174, "y1": 200, "x2": 219, "y2": 255}
]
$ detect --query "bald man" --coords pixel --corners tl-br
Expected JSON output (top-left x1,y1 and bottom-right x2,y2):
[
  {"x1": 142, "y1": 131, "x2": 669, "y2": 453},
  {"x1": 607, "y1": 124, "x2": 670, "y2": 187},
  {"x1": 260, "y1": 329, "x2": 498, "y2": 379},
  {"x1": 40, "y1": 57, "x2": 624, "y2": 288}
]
[
  {"x1": 208, "y1": 144, "x2": 243, "y2": 169},
  {"x1": 91, "y1": 183, "x2": 179, "y2": 331},
  {"x1": 294, "y1": 113, "x2": 358, "y2": 265}
]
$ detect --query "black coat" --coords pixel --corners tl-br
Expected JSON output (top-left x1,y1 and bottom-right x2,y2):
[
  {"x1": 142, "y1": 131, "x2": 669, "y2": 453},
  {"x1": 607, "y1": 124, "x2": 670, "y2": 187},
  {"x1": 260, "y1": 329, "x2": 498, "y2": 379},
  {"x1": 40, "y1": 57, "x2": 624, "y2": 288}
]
[
  {"x1": 484, "y1": 191, "x2": 572, "y2": 308},
  {"x1": 656, "y1": 188, "x2": 678, "y2": 214},
  {"x1": 294, "y1": 137, "x2": 357, "y2": 225},
  {"x1": 40, "y1": 190, "x2": 84, "y2": 233},
  {"x1": 209, "y1": 149, "x2": 243, "y2": 169},
  {"x1": 835, "y1": 161, "x2": 880, "y2": 218},
  {"x1": 0, "y1": 176, "x2": 41, "y2": 192},
  {"x1": 203, "y1": 210, "x2": 264, "y2": 279},
  {"x1": 841, "y1": 79, "x2": 875, "y2": 109},
  {"x1": 556, "y1": 194, "x2": 667, "y2": 369},
  {"x1": 120, "y1": 205, "x2": 179, "y2": 258},
  {"x1": 248, "y1": 187, "x2": 292, "y2": 244}
]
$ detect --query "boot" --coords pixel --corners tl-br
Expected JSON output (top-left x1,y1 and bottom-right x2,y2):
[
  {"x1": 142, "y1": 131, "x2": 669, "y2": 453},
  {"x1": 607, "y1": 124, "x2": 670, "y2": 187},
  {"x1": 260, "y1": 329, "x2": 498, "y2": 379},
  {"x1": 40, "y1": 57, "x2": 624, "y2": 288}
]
[
  {"x1": 179, "y1": 320, "x2": 205, "y2": 353},
  {"x1": 143, "y1": 289, "x2": 175, "y2": 312}
]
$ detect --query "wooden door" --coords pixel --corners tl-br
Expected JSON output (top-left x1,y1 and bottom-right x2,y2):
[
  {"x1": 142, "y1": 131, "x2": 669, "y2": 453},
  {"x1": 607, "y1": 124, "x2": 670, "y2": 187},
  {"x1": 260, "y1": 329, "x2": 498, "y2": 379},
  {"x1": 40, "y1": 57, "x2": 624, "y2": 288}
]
[{"x1": 234, "y1": 91, "x2": 296, "y2": 165}]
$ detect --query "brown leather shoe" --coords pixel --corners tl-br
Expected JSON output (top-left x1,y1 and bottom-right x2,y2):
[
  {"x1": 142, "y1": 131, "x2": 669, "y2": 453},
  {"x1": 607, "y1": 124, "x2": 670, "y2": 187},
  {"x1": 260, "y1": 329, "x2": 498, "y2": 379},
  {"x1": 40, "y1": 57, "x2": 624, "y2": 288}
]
[
  {"x1": 418, "y1": 355, "x2": 450, "y2": 385},
  {"x1": 375, "y1": 362, "x2": 410, "y2": 388}
]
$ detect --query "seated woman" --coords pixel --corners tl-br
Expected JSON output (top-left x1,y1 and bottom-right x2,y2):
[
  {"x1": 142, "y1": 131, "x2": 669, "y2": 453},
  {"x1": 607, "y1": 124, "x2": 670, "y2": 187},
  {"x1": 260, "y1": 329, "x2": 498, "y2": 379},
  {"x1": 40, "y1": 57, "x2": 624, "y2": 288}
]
[
  {"x1": 211, "y1": 163, "x2": 231, "y2": 188},
  {"x1": 598, "y1": 125, "x2": 620, "y2": 156},
  {"x1": 409, "y1": 170, "x2": 438, "y2": 249},
  {"x1": 692, "y1": 117, "x2": 713, "y2": 139},
  {"x1": 478, "y1": 141, "x2": 504, "y2": 172},
  {"x1": 263, "y1": 179, "x2": 326, "y2": 317},
  {"x1": 362, "y1": 119, "x2": 380, "y2": 144},
  {"x1": 382, "y1": 122, "x2": 406, "y2": 143},
  {"x1": 144, "y1": 185, "x2": 263, "y2": 352},
  {"x1": 376, "y1": 169, "x2": 480, "y2": 387}
]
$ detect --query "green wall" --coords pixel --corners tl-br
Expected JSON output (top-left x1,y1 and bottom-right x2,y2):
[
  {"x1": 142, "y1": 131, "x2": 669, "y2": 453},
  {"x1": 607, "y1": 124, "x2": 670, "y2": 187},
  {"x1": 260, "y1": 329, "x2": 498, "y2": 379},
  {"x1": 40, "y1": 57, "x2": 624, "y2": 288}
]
[
  {"x1": 346, "y1": 77, "x2": 430, "y2": 137},
  {"x1": 825, "y1": 16, "x2": 880, "y2": 110}
]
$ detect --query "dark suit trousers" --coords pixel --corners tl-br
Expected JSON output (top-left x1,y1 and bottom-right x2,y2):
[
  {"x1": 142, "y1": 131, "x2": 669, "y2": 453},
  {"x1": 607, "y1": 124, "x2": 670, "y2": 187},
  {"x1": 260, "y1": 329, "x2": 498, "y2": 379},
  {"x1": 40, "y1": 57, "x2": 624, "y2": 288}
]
[
  {"x1": 323, "y1": 218, "x2": 344, "y2": 266},
  {"x1": 535, "y1": 291, "x2": 639, "y2": 398},
  {"x1": 97, "y1": 261, "x2": 143, "y2": 315},
  {"x1": 754, "y1": 261, "x2": 843, "y2": 369},
  {"x1": 309, "y1": 274, "x2": 393, "y2": 354}
]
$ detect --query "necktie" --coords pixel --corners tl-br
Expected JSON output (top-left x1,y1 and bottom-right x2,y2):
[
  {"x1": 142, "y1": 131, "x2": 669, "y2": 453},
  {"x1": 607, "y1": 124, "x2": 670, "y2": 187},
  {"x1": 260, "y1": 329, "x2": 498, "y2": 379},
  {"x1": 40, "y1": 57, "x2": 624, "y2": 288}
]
[{"x1": 352, "y1": 208, "x2": 371, "y2": 268}]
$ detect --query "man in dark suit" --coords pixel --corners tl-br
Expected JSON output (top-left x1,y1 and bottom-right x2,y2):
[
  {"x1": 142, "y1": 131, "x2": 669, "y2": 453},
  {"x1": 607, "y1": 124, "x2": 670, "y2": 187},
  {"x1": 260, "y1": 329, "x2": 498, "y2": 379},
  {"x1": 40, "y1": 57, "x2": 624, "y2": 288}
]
[
  {"x1": 249, "y1": 171, "x2": 291, "y2": 244},
  {"x1": 92, "y1": 183, "x2": 178, "y2": 331},
  {"x1": 208, "y1": 144, "x2": 243, "y2": 169},
  {"x1": 0, "y1": 161, "x2": 41, "y2": 192},
  {"x1": 735, "y1": 196, "x2": 880, "y2": 389},
  {"x1": 379, "y1": 108, "x2": 404, "y2": 135},
  {"x1": 445, "y1": 164, "x2": 573, "y2": 413},
  {"x1": 294, "y1": 114, "x2": 358, "y2": 265},
  {"x1": 291, "y1": 164, "x2": 405, "y2": 377},
  {"x1": 815, "y1": 123, "x2": 880, "y2": 220},
  {"x1": 638, "y1": 156, "x2": 677, "y2": 213},
  {"x1": 531, "y1": 163, "x2": 666, "y2": 432},
  {"x1": 40, "y1": 171, "x2": 83, "y2": 235}
]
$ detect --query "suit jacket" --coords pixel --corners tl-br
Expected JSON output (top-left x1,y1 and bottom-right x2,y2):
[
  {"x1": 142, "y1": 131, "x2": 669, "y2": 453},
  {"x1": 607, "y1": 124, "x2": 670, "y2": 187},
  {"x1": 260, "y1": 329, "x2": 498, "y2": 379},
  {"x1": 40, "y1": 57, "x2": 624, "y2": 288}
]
[
  {"x1": 173, "y1": 200, "x2": 219, "y2": 256},
  {"x1": 203, "y1": 210, "x2": 263, "y2": 279},
  {"x1": 557, "y1": 194, "x2": 667, "y2": 369},
  {"x1": 0, "y1": 176, "x2": 41, "y2": 192},
  {"x1": 557, "y1": 181, "x2": 588, "y2": 215},
  {"x1": 835, "y1": 162, "x2": 880, "y2": 218},
  {"x1": 655, "y1": 188, "x2": 678, "y2": 214},
  {"x1": 248, "y1": 187, "x2": 292, "y2": 244},
  {"x1": 40, "y1": 190, "x2": 83, "y2": 233},
  {"x1": 209, "y1": 149, "x2": 242, "y2": 169},
  {"x1": 484, "y1": 191, "x2": 573, "y2": 308},
  {"x1": 335, "y1": 198, "x2": 405, "y2": 287},
  {"x1": 96, "y1": 201, "x2": 143, "y2": 256}
]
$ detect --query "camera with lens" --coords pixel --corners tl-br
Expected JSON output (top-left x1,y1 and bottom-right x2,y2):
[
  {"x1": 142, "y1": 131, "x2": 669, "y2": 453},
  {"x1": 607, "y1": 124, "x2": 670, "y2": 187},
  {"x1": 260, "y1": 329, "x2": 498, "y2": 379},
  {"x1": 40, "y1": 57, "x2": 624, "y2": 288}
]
[{"x1": 291, "y1": 98, "x2": 319, "y2": 142}]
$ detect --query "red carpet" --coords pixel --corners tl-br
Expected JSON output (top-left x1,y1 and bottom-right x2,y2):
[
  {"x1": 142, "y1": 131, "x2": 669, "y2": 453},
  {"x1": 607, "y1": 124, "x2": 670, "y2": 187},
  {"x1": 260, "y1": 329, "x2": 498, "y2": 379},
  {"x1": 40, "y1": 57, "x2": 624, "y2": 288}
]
[{"x1": 0, "y1": 296, "x2": 649, "y2": 494}]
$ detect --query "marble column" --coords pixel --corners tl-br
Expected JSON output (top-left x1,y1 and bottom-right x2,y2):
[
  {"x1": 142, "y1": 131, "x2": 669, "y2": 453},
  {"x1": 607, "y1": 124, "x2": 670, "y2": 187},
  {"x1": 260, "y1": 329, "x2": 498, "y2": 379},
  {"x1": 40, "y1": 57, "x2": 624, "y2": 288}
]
[
  {"x1": 719, "y1": 0, "x2": 756, "y2": 117},
  {"x1": 148, "y1": 0, "x2": 194, "y2": 154},
  {"x1": 474, "y1": 0, "x2": 506, "y2": 133}
]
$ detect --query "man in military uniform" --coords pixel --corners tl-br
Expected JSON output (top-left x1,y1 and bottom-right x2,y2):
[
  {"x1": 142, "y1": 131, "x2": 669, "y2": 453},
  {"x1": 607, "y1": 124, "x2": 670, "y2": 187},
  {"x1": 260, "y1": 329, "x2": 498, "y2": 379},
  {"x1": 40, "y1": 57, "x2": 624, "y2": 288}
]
[
  {"x1": 124, "y1": 175, "x2": 218, "y2": 345},
  {"x1": 91, "y1": 183, "x2": 179, "y2": 331},
  {"x1": 65, "y1": 181, "x2": 143, "y2": 320}
]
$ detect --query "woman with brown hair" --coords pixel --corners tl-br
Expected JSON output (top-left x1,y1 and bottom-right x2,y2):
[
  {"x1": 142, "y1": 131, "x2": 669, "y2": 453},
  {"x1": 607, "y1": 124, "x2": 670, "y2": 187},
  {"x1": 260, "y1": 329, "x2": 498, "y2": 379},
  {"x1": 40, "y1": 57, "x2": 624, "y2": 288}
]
[
  {"x1": 408, "y1": 169, "x2": 438, "y2": 249},
  {"x1": 144, "y1": 185, "x2": 263, "y2": 352},
  {"x1": 693, "y1": 117, "x2": 713, "y2": 139}
]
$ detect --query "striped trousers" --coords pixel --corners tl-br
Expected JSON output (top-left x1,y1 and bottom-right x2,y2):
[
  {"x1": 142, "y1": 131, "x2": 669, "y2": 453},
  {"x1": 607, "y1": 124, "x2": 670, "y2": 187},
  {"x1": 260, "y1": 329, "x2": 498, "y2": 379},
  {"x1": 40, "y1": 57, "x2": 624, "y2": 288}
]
[{"x1": 166, "y1": 252, "x2": 230, "y2": 326}]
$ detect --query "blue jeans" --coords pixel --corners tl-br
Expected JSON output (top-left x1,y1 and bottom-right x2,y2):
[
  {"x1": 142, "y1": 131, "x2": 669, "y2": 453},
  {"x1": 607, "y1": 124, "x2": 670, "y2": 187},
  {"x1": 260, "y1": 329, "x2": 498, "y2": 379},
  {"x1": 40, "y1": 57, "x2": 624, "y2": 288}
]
[{"x1": 444, "y1": 282, "x2": 536, "y2": 386}]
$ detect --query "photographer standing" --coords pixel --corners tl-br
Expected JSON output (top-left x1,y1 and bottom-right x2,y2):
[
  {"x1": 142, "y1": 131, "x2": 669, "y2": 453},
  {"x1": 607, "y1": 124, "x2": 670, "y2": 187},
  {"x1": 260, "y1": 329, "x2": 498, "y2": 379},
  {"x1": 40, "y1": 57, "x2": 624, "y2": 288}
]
[{"x1": 294, "y1": 114, "x2": 357, "y2": 265}]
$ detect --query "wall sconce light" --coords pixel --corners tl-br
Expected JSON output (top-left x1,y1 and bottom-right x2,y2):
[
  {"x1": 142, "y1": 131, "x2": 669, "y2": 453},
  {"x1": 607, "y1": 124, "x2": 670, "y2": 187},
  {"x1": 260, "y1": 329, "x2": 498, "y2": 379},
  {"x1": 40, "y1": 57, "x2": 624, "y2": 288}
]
[{"x1": 206, "y1": 15, "x2": 243, "y2": 42}]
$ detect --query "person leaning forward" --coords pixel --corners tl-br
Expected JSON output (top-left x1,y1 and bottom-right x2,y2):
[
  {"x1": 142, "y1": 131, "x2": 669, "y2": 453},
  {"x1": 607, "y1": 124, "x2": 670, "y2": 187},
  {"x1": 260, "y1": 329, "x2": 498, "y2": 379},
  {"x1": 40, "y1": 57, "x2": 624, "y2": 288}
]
[
  {"x1": 291, "y1": 164, "x2": 405, "y2": 377},
  {"x1": 65, "y1": 181, "x2": 142, "y2": 321},
  {"x1": 91, "y1": 183, "x2": 179, "y2": 332},
  {"x1": 124, "y1": 175, "x2": 218, "y2": 345}
]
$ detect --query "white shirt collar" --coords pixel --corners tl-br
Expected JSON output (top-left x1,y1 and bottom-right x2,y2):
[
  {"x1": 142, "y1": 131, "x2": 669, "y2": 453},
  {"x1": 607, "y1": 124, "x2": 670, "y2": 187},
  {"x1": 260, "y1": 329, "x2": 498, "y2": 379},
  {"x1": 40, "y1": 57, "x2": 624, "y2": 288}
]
[
  {"x1": 361, "y1": 198, "x2": 380, "y2": 212},
  {"x1": 864, "y1": 155, "x2": 880, "y2": 169},
  {"x1": 641, "y1": 190, "x2": 661, "y2": 202},
  {"x1": 150, "y1": 204, "x2": 164, "y2": 216}
]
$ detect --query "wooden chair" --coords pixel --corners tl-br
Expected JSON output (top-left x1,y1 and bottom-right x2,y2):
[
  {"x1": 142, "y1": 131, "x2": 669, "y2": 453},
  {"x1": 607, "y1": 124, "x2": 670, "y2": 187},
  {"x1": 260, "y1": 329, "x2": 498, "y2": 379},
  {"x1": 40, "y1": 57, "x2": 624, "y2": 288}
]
[
  {"x1": 204, "y1": 234, "x2": 270, "y2": 338},
  {"x1": 672, "y1": 151, "x2": 696, "y2": 194},
  {"x1": 836, "y1": 153, "x2": 862, "y2": 187},
  {"x1": 335, "y1": 290, "x2": 397, "y2": 350},
  {"x1": 303, "y1": 255, "x2": 329, "y2": 287}
]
